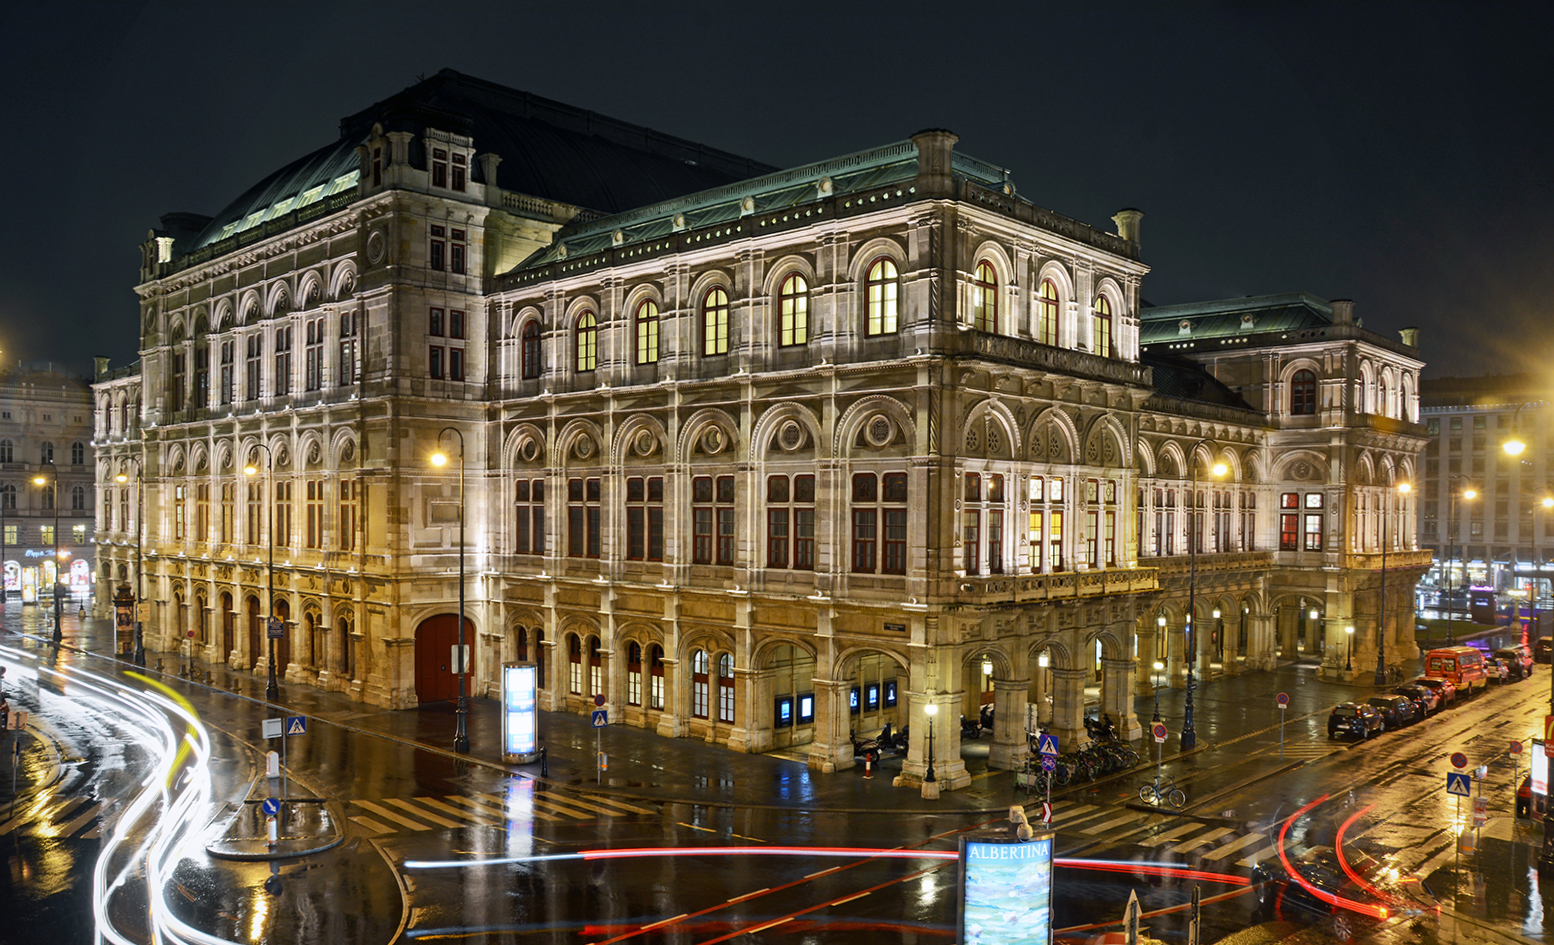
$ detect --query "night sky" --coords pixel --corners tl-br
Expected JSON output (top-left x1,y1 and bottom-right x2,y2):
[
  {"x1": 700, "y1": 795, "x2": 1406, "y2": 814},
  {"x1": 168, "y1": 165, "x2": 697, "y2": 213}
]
[{"x1": 4, "y1": 1, "x2": 1549, "y2": 381}]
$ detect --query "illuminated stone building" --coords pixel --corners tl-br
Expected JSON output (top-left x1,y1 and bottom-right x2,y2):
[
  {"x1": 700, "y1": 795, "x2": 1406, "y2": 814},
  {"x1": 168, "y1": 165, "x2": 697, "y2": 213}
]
[{"x1": 96, "y1": 71, "x2": 1427, "y2": 789}]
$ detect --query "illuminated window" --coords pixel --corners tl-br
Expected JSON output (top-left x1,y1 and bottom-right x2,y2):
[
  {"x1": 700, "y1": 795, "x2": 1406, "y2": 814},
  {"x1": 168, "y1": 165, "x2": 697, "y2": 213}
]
[
  {"x1": 568, "y1": 635, "x2": 582, "y2": 694},
  {"x1": 337, "y1": 479, "x2": 357, "y2": 552},
  {"x1": 692, "y1": 649, "x2": 710, "y2": 719},
  {"x1": 1093, "y1": 296, "x2": 1112, "y2": 358},
  {"x1": 702, "y1": 287, "x2": 729, "y2": 356},
  {"x1": 627, "y1": 643, "x2": 642, "y2": 706},
  {"x1": 971, "y1": 261, "x2": 997, "y2": 332},
  {"x1": 778, "y1": 274, "x2": 808, "y2": 346},
  {"x1": 650, "y1": 645, "x2": 665, "y2": 709},
  {"x1": 1037, "y1": 280, "x2": 1059, "y2": 346},
  {"x1": 866, "y1": 258, "x2": 899, "y2": 335},
  {"x1": 575, "y1": 312, "x2": 597, "y2": 372},
  {"x1": 635, "y1": 299, "x2": 660, "y2": 364},
  {"x1": 718, "y1": 653, "x2": 735, "y2": 723}
]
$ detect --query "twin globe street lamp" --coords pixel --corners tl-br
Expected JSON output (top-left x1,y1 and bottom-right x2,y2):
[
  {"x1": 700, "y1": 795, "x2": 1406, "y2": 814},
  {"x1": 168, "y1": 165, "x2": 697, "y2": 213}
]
[
  {"x1": 1182, "y1": 441, "x2": 1227, "y2": 751},
  {"x1": 115, "y1": 460, "x2": 146, "y2": 665},
  {"x1": 243, "y1": 446, "x2": 281, "y2": 703},
  {"x1": 431, "y1": 428, "x2": 471, "y2": 755},
  {"x1": 32, "y1": 462, "x2": 64, "y2": 644}
]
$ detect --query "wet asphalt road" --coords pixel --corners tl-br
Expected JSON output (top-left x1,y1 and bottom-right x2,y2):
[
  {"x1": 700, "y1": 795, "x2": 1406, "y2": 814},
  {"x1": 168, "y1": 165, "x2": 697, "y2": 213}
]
[{"x1": 0, "y1": 604, "x2": 1551, "y2": 943}]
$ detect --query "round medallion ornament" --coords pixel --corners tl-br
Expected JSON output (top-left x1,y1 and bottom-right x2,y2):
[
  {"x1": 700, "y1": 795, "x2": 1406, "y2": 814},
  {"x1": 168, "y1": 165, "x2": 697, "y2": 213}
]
[
  {"x1": 1293, "y1": 461, "x2": 1312, "y2": 480},
  {"x1": 633, "y1": 430, "x2": 658, "y2": 457},
  {"x1": 573, "y1": 434, "x2": 594, "y2": 460},
  {"x1": 778, "y1": 420, "x2": 805, "y2": 452},
  {"x1": 517, "y1": 436, "x2": 541, "y2": 463},
  {"x1": 701, "y1": 428, "x2": 724, "y2": 455},
  {"x1": 864, "y1": 415, "x2": 894, "y2": 448},
  {"x1": 366, "y1": 230, "x2": 386, "y2": 265}
]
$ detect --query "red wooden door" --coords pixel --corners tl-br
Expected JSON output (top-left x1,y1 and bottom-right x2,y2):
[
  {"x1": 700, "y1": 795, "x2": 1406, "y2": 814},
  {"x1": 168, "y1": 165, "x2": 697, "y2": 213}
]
[
  {"x1": 274, "y1": 599, "x2": 291, "y2": 671},
  {"x1": 416, "y1": 614, "x2": 473, "y2": 704},
  {"x1": 247, "y1": 597, "x2": 261, "y2": 669},
  {"x1": 222, "y1": 593, "x2": 234, "y2": 659}
]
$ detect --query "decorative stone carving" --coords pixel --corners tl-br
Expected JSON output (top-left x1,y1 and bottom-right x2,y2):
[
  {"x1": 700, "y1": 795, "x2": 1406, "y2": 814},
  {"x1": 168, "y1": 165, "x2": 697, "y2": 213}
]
[
  {"x1": 517, "y1": 435, "x2": 541, "y2": 463},
  {"x1": 700, "y1": 428, "x2": 724, "y2": 455},
  {"x1": 864, "y1": 415, "x2": 893, "y2": 448},
  {"x1": 633, "y1": 429, "x2": 659, "y2": 457},
  {"x1": 573, "y1": 433, "x2": 595, "y2": 460},
  {"x1": 778, "y1": 420, "x2": 806, "y2": 452}
]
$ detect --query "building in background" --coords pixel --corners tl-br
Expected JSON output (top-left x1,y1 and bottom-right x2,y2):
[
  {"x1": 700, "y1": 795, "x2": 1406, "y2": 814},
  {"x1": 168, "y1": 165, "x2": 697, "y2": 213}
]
[
  {"x1": 1418, "y1": 374, "x2": 1554, "y2": 613},
  {"x1": 94, "y1": 71, "x2": 1428, "y2": 787},
  {"x1": 0, "y1": 368, "x2": 96, "y2": 609}
]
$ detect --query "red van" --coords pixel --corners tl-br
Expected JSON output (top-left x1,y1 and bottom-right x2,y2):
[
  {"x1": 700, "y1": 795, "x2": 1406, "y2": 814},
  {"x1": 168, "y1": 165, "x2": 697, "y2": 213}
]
[{"x1": 1424, "y1": 646, "x2": 1489, "y2": 696}]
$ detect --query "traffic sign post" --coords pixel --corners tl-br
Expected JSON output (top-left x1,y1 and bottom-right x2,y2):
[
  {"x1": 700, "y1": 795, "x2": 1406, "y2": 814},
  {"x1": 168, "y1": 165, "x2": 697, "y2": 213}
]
[
  {"x1": 1152, "y1": 721, "x2": 1168, "y2": 785},
  {"x1": 1447, "y1": 772, "x2": 1473, "y2": 796},
  {"x1": 1451, "y1": 752, "x2": 1469, "y2": 770},
  {"x1": 1277, "y1": 693, "x2": 1289, "y2": 760},
  {"x1": 593, "y1": 697, "x2": 607, "y2": 784},
  {"x1": 1041, "y1": 801, "x2": 1052, "y2": 825}
]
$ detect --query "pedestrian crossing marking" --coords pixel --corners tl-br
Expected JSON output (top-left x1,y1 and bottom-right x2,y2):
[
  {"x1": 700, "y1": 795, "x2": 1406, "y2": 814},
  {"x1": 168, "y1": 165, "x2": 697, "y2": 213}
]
[
  {"x1": 580, "y1": 793, "x2": 657, "y2": 816},
  {"x1": 56, "y1": 802, "x2": 103, "y2": 838},
  {"x1": 349, "y1": 815, "x2": 395, "y2": 836},
  {"x1": 0, "y1": 796, "x2": 81, "y2": 836},
  {"x1": 1139, "y1": 822, "x2": 1204, "y2": 847},
  {"x1": 452, "y1": 794, "x2": 566, "y2": 824},
  {"x1": 535, "y1": 793, "x2": 625, "y2": 818},
  {"x1": 1081, "y1": 813, "x2": 1141, "y2": 835},
  {"x1": 417, "y1": 795, "x2": 502, "y2": 826},
  {"x1": 1172, "y1": 826, "x2": 1235, "y2": 852},
  {"x1": 383, "y1": 798, "x2": 463, "y2": 829},
  {"x1": 352, "y1": 799, "x2": 431, "y2": 831},
  {"x1": 1201, "y1": 831, "x2": 1265, "y2": 861}
]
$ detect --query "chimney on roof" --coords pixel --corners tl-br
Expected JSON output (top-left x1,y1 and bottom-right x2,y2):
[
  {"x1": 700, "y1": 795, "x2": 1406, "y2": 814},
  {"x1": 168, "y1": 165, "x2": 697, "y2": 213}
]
[
  {"x1": 910, "y1": 129, "x2": 958, "y2": 195},
  {"x1": 1330, "y1": 299, "x2": 1354, "y2": 325},
  {"x1": 1399, "y1": 326, "x2": 1419, "y2": 348},
  {"x1": 94, "y1": 357, "x2": 110, "y2": 379},
  {"x1": 1112, "y1": 208, "x2": 1143, "y2": 245}
]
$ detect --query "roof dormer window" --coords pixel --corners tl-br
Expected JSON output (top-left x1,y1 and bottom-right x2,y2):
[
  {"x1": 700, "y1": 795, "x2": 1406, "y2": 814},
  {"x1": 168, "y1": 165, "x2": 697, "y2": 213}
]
[
  {"x1": 452, "y1": 153, "x2": 467, "y2": 192},
  {"x1": 432, "y1": 148, "x2": 448, "y2": 188}
]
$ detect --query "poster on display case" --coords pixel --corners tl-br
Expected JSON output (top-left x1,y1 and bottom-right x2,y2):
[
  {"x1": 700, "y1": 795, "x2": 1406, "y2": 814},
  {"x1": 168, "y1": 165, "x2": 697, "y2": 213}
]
[
  {"x1": 502, "y1": 662, "x2": 540, "y2": 763},
  {"x1": 957, "y1": 834, "x2": 1054, "y2": 945}
]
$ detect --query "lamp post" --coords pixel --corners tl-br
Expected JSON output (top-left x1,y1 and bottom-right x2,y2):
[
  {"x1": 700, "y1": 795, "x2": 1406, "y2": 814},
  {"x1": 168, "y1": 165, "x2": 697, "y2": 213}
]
[
  {"x1": 1375, "y1": 482, "x2": 1410, "y2": 686},
  {"x1": 1151, "y1": 660, "x2": 1165, "y2": 723},
  {"x1": 1182, "y1": 440, "x2": 1227, "y2": 751},
  {"x1": 923, "y1": 701, "x2": 938, "y2": 784},
  {"x1": 32, "y1": 462, "x2": 61, "y2": 644},
  {"x1": 431, "y1": 428, "x2": 470, "y2": 754},
  {"x1": 244, "y1": 445, "x2": 280, "y2": 703},
  {"x1": 1345, "y1": 625, "x2": 1354, "y2": 672},
  {"x1": 1444, "y1": 476, "x2": 1476, "y2": 646},
  {"x1": 115, "y1": 459, "x2": 146, "y2": 665}
]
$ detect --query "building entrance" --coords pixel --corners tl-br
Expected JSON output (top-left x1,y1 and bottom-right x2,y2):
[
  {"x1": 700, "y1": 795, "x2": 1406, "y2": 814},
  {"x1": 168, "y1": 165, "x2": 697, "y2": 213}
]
[{"x1": 415, "y1": 614, "x2": 474, "y2": 704}]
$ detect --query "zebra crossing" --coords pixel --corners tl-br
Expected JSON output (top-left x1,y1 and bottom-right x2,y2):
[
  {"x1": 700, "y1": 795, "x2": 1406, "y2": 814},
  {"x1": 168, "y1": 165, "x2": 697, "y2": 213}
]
[
  {"x1": 0, "y1": 794, "x2": 106, "y2": 840},
  {"x1": 1049, "y1": 802, "x2": 1272, "y2": 868},
  {"x1": 347, "y1": 790, "x2": 657, "y2": 836}
]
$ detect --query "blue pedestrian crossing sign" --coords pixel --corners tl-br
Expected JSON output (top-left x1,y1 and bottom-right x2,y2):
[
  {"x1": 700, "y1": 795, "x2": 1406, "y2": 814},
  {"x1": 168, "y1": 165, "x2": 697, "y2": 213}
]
[
  {"x1": 1446, "y1": 772, "x2": 1472, "y2": 797},
  {"x1": 1037, "y1": 734, "x2": 1059, "y2": 756},
  {"x1": 591, "y1": 709, "x2": 609, "y2": 728},
  {"x1": 286, "y1": 716, "x2": 307, "y2": 736}
]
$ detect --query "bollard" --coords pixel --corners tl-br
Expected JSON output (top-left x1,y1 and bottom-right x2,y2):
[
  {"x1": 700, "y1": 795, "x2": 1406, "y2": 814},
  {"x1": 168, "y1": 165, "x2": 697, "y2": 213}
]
[
  {"x1": 156, "y1": 659, "x2": 164, "y2": 673},
  {"x1": 540, "y1": 746, "x2": 548, "y2": 778},
  {"x1": 864, "y1": 754, "x2": 873, "y2": 779},
  {"x1": 266, "y1": 814, "x2": 277, "y2": 850}
]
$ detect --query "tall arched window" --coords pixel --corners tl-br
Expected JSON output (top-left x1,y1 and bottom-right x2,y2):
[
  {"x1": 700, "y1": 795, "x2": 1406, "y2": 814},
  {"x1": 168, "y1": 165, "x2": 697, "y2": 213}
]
[
  {"x1": 649, "y1": 644, "x2": 664, "y2": 709},
  {"x1": 1290, "y1": 369, "x2": 1318, "y2": 415},
  {"x1": 865, "y1": 258, "x2": 899, "y2": 335},
  {"x1": 40, "y1": 442, "x2": 54, "y2": 464},
  {"x1": 71, "y1": 442, "x2": 85, "y2": 465},
  {"x1": 691, "y1": 649, "x2": 710, "y2": 719},
  {"x1": 1093, "y1": 295, "x2": 1112, "y2": 358},
  {"x1": 1037, "y1": 280, "x2": 1059, "y2": 346},
  {"x1": 0, "y1": 440, "x2": 11, "y2": 464},
  {"x1": 1378, "y1": 377, "x2": 1389, "y2": 418},
  {"x1": 702, "y1": 287, "x2": 729, "y2": 356},
  {"x1": 717, "y1": 653, "x2": 735, "y2": 723},
  {"x1": 971, "y1": 261, "x2": 997, "y2": 333},
  {"x1": 520, "y1": 321, "x2": 542, "y2": 380},
  {"x1": 575, "y1": 312, "x2": 597, "y2": 372},
  {"x1": 71, "y1": 485, "x2": 85, "y2": 510},
  {"x1": 568, "y1": 634, "x2": 583, "y2": 694},
  {"x1": 588, "y1": 636, "x2": 603, "y2": 697},
  {"x1": 627, "y1": 642, "x2": 643, "y2": 706},
  {"x1": 778, "y1": 274, "x2": 808, "y2": 346},
  {"x1": 635, "y1": 299, "x2": 660, "y2": 364}
]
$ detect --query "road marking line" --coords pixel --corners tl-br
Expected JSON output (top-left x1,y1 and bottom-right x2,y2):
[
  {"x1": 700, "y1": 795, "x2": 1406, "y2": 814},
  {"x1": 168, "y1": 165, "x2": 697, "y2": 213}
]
[
  {"x1": 639, "y1": 913, "x2": 688, "y2": 932},
  {"x1": 1080, "y1": 813, "x2": 1141, "y2": 835},
  {"x1": 805, "y1": 866, "x2": 841, "y2": 879},
  {"x1": 348, "y1": 815, "x2": 394, "y2": 835},
  {"x1": 383, "y1": 798, "x2": 462, "y2": 829},
  {"x1": 834, "y1": 891, "x2": 870, "y2": 905},
  {"x1": 352, "y1": 800, "x2": 431, "y2": 831},
  {"x1": 456, "y1": 794, "x2": 565, "y2": 823},
  {"x1": 1139, "y1": 822, "x2": 1204, "y2": 846},
  {"x1": 743, "y1": 917, "x2": 792, "y2": 935},
  {"x1": 1202, "y1": 831, "x2": 1266, "y2": 861},
  {"x1": 535, "y1": 794, "x2": 623, "y2": 818},
  {"x1": 58, "y1": 803, "x2": 103, "y2": 837},
  {"x1": 0, "y1": 797, "x2": 80, "y2": 836},
  {"x1": 1170, "y1": 826, "x2": 1235, "y2": 853},
  {"x1": 581, "y1": 794, "x2": 656, "y2": 815},
  {"x1": 680, "y1": 821, "x2": 716, "y2": 834},
  {"x1": 421, "y1": 796, "x2": 502, "y2": 826},
  {"x1": 727, "y1": 888, "x2": 769, "y2": 903}
]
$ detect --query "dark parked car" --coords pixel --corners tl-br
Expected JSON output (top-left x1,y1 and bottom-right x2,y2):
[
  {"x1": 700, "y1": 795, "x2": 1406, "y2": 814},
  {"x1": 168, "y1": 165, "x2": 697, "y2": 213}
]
[
  {"x1": 1253, "y1": 845, "x2": 1438, "y2": 942},
  {"x1": 1365, "y1": 694, "x2": 1419, "y2": 728},
  {"x1": 1536, "y1": 638, "x2": 1554, "y2": 664},
  {"x1": 1394, "y1": 683, "x2": 1440, "y2": 715},
  {"x1": 1328, "y1": 703, "x2": 1384, "y2": 739},
  {"x1": 1411, "y1": 675, "x2": 1458, "y2": 708},
  {"x1": 1497, "y1": 645, "x2": 1534, "y2": 680}
]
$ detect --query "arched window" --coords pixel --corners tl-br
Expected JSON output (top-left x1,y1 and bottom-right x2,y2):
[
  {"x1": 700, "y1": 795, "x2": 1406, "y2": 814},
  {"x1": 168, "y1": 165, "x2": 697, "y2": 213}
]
[
  {"x1": 717, "y1": 653, "x2": 735, "y2": 723},
  {"x1": 0, "y1": 440, "x2": 11, "y2": 464},
  {"x1": 568, "y1": 635, "x2": 583, "y2": 694},
  {"x1": 635, "y1": 299, "x2": 660, "y2": 364},
  {"x1": 0, "y1": 484, "x2": 15, "y2": 510},
  {"x1": 575, "y1": 312, "x2": 597, "y2": 372},
  {"x1": 520, "y1": 321, "x2": 541, "y2": 380},
  {"x1": 865, "y1": 258, "x2": 899, "y2": 335},
  {"x1": 1290, "y1": 369, "x2": 1318, "y2": 415},
  {"x1": 627, "y1": 642, "x2": 643, "y2": 706},
  {"x1": 70, "y1": 442, "x2": 84, "y2": 465},
  {"x1": 535, "y1": 628, "x2": 546, "y2": 690},
  {"x1": 1378, "y1": 377, "x2": 1389, "y2": 418},
  {"x1": 514, "y1": 627, "x2": 529, "y2": 662},
  {"x1": 702, "y1": 287, "x2": 729, "y2": 356},
  {"x1": 588, "y1": 636, "x2": 603, "y2": 697},
  {"x1": 971, "y1": 261, "x2": 997, "y2": 333},
  {"x1": 40, "y1": 441, "x2": 54, "y2": 464},
  {"x1": 778, "y1": 274, "x2": 808, "y2": 346},
  {"x1": 649, "y1": 644, "x2": 664, "y2": 709},
  {"x1": 1037, "y1": 280, "x2": 1059, "y2": 346},
  {"x1": 71, "y1": 485, "x2": 85, "y2": 511},
  {"x1": 1093, "y1": 296, "x2": 1112, "y2": 358},
  {"x1": 691, "y1": 649, "x2": 710, "y2": 719}
]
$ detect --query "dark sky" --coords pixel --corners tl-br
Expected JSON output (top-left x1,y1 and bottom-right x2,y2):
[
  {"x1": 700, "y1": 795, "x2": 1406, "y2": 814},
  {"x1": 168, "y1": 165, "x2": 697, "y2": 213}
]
[{"x1": 5, "y1": 1, "x2": 1550, "y2": 381}]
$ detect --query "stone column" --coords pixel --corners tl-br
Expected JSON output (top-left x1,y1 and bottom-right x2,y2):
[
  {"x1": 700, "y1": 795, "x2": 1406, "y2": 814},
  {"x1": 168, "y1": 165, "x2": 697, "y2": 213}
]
[
  {"x1": 1135, "y1": 627, "x2": 1159, "y2": 696},
  {"x1": 655, "y1": 657, "x2": 687, "y2": 737},
  {"x1": 1277, "y1": 605, "x2": 1298, "y2": 662},
  {"x1": 1167, "y1": 623, "x2": 1186, "y2": 689},
  {"x1": 893, "y1": 689, "x2": 971, "y2": 791},
  {"x1": 1245, "y1": 611, "x2": 1276, "y2": 670},
  {"x1": 807, "y1": 678, "x2": 854, "y2": 773},
  {"x1": 1102, "y1": 657, "x2": 1142, "y2": 741},
  {"x1": 988, "y1": 679, "x2": 1028, "y2": 769},
  {"x1": 1050, "y1": 668, "x2": 1088, "y2": 749}
]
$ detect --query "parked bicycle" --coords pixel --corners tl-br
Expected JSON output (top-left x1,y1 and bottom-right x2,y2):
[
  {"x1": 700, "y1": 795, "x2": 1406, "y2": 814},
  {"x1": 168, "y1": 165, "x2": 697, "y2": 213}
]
[{"x1": 1139, "y1": 773, "x2": 1186, "y2": 809}]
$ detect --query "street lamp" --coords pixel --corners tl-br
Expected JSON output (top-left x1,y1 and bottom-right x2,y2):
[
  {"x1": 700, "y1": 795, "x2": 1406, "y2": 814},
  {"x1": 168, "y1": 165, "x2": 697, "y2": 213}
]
[
  {"x1": 32, "y1": 462, "x2": 61, "y2": 644},
  {"x1": 431, "y1": 428, "x2": 470, "y2": 754},
  {"x1": 1345, "y1": 625, "x2": 1354, "y2": 672},
  {"x1": 923, "y1": 701, "x2": 938, "y2": 784},
  {"x1": 1182, "y1": 440, "x2": 1227, "y2": 751},
  {"x1": 115, "y1": 459, "x2": 146, "y2": 665},
  {"x1": 1151, "y1": 660, "x2": 1165, "y2": 722},
  {"x1": 1444, "y1": 476, "x2": 1476, "y2": 645},
  {"x1": 244, "y1": 446, "x2": 280, "y2": 703},
  {"x1": 1375, "y1": 481, "x2": 1411, "y2": 685}
]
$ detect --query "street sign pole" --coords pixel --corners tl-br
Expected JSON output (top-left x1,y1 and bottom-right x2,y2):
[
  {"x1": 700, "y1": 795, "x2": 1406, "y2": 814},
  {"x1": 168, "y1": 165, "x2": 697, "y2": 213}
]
[{"x1": 1276, "y1": 693, "x2": 1290, "y2": 760}]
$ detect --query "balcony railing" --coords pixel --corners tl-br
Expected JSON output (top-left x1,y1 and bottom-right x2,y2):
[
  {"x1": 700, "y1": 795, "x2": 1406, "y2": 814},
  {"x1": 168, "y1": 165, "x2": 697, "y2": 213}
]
[
  {"x1": 1343, "y1": 548, "x2": 1434, "y2": 571},
  {"x1": 1141, "y1": 550, "x2": 1276, "y2": 579},
  {"x1": 956, "y1": 566, "x2": 1158, "y2": 606}
]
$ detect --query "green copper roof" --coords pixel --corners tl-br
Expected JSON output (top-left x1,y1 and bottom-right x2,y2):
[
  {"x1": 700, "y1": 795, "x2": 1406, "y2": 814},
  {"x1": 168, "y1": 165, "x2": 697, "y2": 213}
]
[{"x1": 1138, "y1": 293, "x2": 1333, "y2": 346}]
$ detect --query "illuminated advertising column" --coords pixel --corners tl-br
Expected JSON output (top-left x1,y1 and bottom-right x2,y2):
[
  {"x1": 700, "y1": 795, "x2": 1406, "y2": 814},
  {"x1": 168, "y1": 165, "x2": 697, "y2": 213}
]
[
  {"x1": 502, "y1": 662, "x2": 541, "y2": 764},
  {"x1": 958, "y1": 833, "x2": 1054, "y2": 945}
]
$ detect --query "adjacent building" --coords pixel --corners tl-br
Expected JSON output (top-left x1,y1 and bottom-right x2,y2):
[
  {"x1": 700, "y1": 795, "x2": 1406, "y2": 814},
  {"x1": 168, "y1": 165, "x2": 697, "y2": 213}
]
[{"x1": 95, "y1": 70, "x2": 1428, "y2": 789}]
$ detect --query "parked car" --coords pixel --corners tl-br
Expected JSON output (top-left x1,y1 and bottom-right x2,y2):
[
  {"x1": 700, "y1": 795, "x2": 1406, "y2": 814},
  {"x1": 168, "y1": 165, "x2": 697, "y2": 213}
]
[
  {"x1": 1365, "y1": 694, "x2": 1419, "y2": 728},
  {"x1": 1329, "y1": 703, "x2": 1385, "y2": 739},
  {"x1": 1497, "y1": 645, "x2": 1534, "y2": 680},
  {"x1": 1394, "y1": 683, "x2": 1440, "y2": 715},
  {"x1": 1487, "y1": 658, "x2": 1512, "y2": 683},
  {"x1": 1253, "y1": 845, "x2": 1439, "y2": 942},
  {"x1": 1411, "y1": 675, "x2": 1458, "y2": 708},
  {"x1": 1536, "y1": 637, "x2": 1554, "y2": 664}
]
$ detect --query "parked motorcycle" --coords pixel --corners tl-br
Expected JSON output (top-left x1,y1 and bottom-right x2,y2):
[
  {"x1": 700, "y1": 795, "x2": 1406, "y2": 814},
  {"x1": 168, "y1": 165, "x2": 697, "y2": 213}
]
[
  {"x1": 961, "y1": 714, "x2": 982, "y2": 740},
  {"x1": 850, "y1": 725, "x2": 892, "y2": 765}
]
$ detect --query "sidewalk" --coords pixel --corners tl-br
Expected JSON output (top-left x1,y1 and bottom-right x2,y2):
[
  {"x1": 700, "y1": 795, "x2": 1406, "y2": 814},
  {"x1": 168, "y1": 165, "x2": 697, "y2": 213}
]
[{"x1": 10, "y1": 608, "x2": 1421, "y2": 817}]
